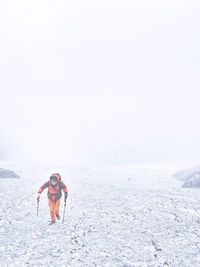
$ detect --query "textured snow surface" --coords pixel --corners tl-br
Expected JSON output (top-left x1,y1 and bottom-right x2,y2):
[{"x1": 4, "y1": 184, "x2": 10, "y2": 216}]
[{"x1": 1, "y1": 166, "x2": 200, "y2": 266}]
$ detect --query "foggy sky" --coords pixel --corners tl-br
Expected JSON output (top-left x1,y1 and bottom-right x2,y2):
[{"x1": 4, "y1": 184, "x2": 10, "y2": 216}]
[{"x1": 0, "y1": 0, "x2": 200, "y2": 167}]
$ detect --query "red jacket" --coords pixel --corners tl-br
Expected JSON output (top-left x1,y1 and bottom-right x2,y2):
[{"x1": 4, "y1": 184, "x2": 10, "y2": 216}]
[{"x1": 38, "y1": 180, "x2": 68, "y2": 201}]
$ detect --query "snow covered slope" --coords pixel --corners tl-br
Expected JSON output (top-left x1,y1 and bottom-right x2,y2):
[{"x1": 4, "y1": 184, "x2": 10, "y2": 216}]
[{"x1": 0, "y1": 166, "x2": 200, "y2": 266}]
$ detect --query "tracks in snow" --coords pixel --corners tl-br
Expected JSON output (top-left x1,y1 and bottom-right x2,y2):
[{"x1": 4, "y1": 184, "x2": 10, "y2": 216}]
[{"x1": 0, "y1": 169, "x2": 200, "y2": 266}]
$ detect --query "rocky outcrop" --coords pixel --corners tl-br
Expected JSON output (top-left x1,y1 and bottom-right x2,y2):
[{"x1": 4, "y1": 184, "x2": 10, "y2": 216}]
[
  {"x1": 174, "y1": 166, "x2": 200, "y2": 188},
  {"x1": 0, "y1": 168, "x2": 20, "y2": 178}
]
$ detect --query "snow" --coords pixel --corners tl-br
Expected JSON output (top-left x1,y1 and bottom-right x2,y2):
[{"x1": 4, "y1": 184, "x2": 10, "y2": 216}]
[{"x1": 1, "y1": 164, "x2": 200, "y2": 266}]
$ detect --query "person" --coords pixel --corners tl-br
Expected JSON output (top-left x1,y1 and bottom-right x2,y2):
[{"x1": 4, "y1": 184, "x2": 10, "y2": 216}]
[{"x1": 37, "y1": 173, "x2": 68, "y2": 225}]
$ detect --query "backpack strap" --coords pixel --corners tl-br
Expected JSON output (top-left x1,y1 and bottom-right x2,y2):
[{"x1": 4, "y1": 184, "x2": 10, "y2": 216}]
[{"x1": 47, "y1": 180, "x2": 62, "y2": 201}]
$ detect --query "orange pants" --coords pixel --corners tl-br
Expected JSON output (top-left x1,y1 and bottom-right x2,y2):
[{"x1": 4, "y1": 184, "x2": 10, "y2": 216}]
[{"x1": 48, "y1": 199, "x2": 60, "y2": 221}]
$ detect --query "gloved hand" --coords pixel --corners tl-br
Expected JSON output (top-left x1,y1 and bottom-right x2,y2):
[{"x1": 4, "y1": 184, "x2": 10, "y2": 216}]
[
  {"x1": 64, "y1": 192, "x2": 68, "y2": 202},
  {"x1": 37, "y1": 193, "x2": 41, "y2": 201}
]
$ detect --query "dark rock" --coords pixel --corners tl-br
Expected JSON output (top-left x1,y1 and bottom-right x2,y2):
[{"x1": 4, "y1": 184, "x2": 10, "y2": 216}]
[
  {"x1": 182, "y1": 172, "x2": 200, "y2": 188},
  {"x1": 174, "y1": 166, "x2": 200, "y2": 182},
  {"x1": 174, "y1": 166, "x2": 200, "y2": 188},
  {"x1": 0, "y1": 168, "x2": 20, "y2": 178}
]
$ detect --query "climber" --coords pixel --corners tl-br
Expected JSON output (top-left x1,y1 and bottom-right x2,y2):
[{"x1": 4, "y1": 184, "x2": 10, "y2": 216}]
[{"x1": 37, "y1": 173, "x2": 68, "y2": 225}]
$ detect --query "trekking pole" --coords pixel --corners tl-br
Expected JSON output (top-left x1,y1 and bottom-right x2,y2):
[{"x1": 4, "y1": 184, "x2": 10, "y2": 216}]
[
  {"x1": 37, "y1": 198, "x2": 40, "y2": 217},
  {"x1": 62, "y1": 200, "x2": 66, "y2": 224}
]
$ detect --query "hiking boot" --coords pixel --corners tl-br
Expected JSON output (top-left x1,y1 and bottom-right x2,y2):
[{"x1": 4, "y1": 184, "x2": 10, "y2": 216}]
[
  {"x1": 56, "y1": 214, "x2": 61, "y2": 220},
  {"x1": 49, "y1": 220, "x2": 56, "y2": 225}
]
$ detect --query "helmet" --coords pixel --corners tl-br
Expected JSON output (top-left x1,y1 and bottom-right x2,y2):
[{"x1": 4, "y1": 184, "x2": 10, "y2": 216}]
[
  {"x1": 50, "y1": 175, "x2": 58, "y2": 183},
  {"x1": 52, "y1": 173, "x2": 61, "y2": 180}
]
